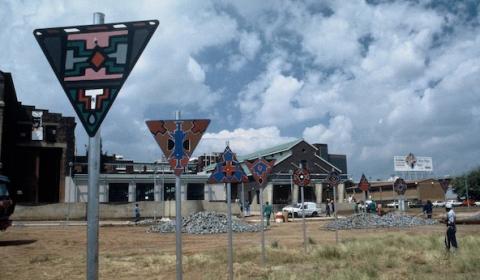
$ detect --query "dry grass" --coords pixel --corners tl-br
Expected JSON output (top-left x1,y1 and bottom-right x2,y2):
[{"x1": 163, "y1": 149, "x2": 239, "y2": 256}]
[
  {"x1": 98, "y1": 233, "x2": 480, "y2": 280},
  {"x1": 2, "y1": 222, "x2": 480, "y2": 279}
]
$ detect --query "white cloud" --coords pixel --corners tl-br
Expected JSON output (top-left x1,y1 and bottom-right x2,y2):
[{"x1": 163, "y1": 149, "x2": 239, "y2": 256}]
[
  {"x1": 187, "y1": 56, "x2": 206, "y2": 83},
  {"x1": 196, "y1": 126, "x2": 296, "y2": 156}
]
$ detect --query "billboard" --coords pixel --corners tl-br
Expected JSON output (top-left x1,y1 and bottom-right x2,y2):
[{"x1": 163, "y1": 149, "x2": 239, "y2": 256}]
[{"x1": 394, "y1": 153, "x2": 433, "y2": 172}]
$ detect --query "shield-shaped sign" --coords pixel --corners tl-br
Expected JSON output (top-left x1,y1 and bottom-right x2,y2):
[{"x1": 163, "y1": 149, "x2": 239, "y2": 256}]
[
  {"x1": 293, "y1": 168, "x2": 310, "y2": 187},
  {"x1": 208, "y1": 146, "x2": 248, "y2": 184},
  {"x1": 358, "y1": 174, "x2": 370, "y2": 192},
  {"x1": 34, "y1": 20, "x2": 158, "y2": 136},
  {"x1": 326, "y1": 170, "x2": 341, "y2": 187},
  {"x1": 394, "y1": 178, "x2": 407, "y2": 195},
  {"x1": 246, "y1": 158, "x2": 275, "y2": 187},
  {"x1": 146, "y1": 119, "x2": 210, "y2": 176}
]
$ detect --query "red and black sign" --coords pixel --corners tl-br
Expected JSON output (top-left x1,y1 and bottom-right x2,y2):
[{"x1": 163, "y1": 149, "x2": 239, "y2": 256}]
[
  {"x1": 358, "y1": 174, "x2": 370, "y2": 192},
  {"x1": 293, "y1": 168, "x2": 310, "y2": 187}
]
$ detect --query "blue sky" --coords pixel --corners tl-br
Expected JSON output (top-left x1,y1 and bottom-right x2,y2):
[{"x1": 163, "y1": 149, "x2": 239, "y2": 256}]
[{"x1": 1, "y1": 0, "x2": 480, "y2": 180}]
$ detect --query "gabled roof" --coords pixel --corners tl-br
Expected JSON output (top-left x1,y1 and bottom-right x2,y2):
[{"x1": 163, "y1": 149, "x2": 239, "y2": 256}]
[{"x1": 237, "y1": 139, "x2": 302, "y2": 161}]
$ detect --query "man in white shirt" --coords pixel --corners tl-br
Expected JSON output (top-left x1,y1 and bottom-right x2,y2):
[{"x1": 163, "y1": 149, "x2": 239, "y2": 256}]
[{"x1": 445, "y1": 203, "x2": 458, "y2": 251}]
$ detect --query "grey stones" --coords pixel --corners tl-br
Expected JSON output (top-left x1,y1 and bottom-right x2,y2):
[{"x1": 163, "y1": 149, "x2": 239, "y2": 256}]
[
  {"x1": 326, "y1": 212, "x2": 438, "y2": 230},
  {"x1": 148, "y1": 211, "x2": 261, "y2": 234}
]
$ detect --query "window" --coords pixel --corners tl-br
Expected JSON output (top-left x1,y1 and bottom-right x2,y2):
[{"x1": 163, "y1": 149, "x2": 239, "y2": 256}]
[
  {"x1": 272, "y1": 184, "x2": 291, "y2": 205},
  {"x1": 256, "y1": 190, "x2": 260, "y2": 204},
  {"x1": 109, "y1": 183, "x2": 128, "y2": 202},
  {"x1": 164, "y1": 183, "x2": 175, "y2": 200},
  {"x1": 136, "y1": 183, "x2": 154, "y2": 201},
  {"x1": 187, "y1": 183, "x2": 204, "y2": 200}
]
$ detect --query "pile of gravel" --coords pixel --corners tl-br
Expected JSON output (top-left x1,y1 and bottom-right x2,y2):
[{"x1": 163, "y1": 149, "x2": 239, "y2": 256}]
[
  {"x1": 148, "y1": 211, "x2": 261, "y2": 234},
  {"x1": 326, "y1": 212, "x2": 438, "y2": 230}
]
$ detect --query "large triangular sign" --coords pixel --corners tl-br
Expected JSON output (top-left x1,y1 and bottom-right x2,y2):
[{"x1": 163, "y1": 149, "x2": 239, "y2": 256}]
[
  {"x1": 34, "y1": 20, "x2": 158, "y2": 136},
  {"x1": 146, "y1": 119, "x2": 210, "y2": 176}
]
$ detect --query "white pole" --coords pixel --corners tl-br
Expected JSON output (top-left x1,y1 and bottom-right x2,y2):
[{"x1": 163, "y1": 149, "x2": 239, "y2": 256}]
[
  {"x1": 333, "y1": 184, "x2": 338, "y2": 244},
  {"x1": 86, "y1": 12, "x2": 104, "y2": 280},
  {"x1": 465, "y1": 177, "x2": 470, "y2": 208},
  {"x1": 301, "y1": 185, "x2": 307, "y2": 252},
  {"x1": 174, "y1": 110, "x2": 182, "y2": 280},
  {"x1": 259, "y1": 186, "x2": 265, "y2": 265},
  {"x1": 227, "y1": 182, "x2": 233, "y2": 280}
]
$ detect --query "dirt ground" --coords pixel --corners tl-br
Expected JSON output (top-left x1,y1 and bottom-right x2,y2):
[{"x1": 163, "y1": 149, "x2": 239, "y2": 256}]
[{"x1": 1, "y1": 209, "x2": 480, "y2": 279}]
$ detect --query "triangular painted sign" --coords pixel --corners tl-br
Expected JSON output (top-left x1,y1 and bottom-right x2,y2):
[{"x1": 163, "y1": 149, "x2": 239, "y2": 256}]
[
  {"x1": 358, "y1": 174, "x2": 370, "y2": 192},
  {"x1": 34, "y1": 20, "x2": 158, "y2": 136},
  {"x1": 246, "y1": 158, "x2": 275, "y2": 187},
  {"x1": 146, "y1": 119, "x2": 210, "y2": 176},
  {"x1": 208, "y1": 146, "x2": 248, "y2": 184}
]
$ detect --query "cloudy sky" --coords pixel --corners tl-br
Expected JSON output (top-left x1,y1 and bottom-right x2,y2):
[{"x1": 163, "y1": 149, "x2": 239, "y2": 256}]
[{"x1": 1, "y1": 0, "x2": 480, "y2": 180}]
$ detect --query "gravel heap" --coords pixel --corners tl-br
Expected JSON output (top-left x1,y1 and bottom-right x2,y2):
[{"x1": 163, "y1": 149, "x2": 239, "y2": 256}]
[
  {"x1": 326, "y1": 212, "x2": 438, "y2": 230},
  {"x1": 148, "y1": 211, "x2": 261, "y2": 234}
]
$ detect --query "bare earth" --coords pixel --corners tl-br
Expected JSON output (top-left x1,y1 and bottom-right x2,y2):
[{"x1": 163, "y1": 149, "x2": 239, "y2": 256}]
[{"x1": 1, "y1": 211, "x2": 480, "y2": 280}]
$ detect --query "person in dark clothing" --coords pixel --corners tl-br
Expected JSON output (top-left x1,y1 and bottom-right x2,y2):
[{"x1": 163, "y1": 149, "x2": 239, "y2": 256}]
[
  {"x1": 134, "y1": 203, "x2": 140, "y2": 224},
  {"x1": 423, "y1": 200, "x2": 433, "y2": 219},
  {"x1": 325, "y1": 200, "x2": 331, "y2": 217},
  {"x1": 445, "y1": 203, "x2": 458, "y2": 251},
  {"x1": 330, "y1": 201, "x2": 335, "y2": 216}
]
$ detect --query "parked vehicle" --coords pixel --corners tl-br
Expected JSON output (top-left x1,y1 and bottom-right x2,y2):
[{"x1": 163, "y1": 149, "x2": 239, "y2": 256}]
[
  {"x1": 0, "y1": 175, "x2": 14, "y2": 231},
  {"x1": 282, "y1": 202, "x2": 320, "y2": 217},
  {"x1": 446, "y1": 200, "x2": 463, "y2": 207},
  {"x1": 475, "y1": 201, "x2": 480, "y2": 207},
  {"x1": 432, "y1": 200, "x2": 446, "y2": 207},
  {"x1": 462, "y1": 199, "x2": 476, "y2": 207},
  {"x1": 386, "y1": 201, "x2": 398, "y2": 208}
]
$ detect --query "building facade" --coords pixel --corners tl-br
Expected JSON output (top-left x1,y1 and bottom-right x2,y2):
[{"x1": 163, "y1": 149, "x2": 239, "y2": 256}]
[{"x1": 0, "y1": 71, "x2": 76, "y2": 203}]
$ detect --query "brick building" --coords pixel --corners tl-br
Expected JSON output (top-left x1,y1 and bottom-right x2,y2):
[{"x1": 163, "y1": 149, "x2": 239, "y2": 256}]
[{"x1": 0, "y1": 71, "x2": 76, "y2": 203}]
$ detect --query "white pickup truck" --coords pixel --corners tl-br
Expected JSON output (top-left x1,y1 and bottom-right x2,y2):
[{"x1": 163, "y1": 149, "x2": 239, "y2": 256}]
[{"x1": 282, "y1": 202, "x2": 320, "y2": 218}]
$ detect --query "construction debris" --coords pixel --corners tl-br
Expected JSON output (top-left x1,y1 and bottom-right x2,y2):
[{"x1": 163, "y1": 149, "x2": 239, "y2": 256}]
[
  {"x1": 148, "y1": 211, "x2": 261, "y2": 234},
  {"x1": 326, "y1": 212, "x2": 438, "y2": 230}
]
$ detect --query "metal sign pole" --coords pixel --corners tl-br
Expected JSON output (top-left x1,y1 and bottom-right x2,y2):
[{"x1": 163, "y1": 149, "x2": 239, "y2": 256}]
[
  {"x1": 301, "y1": 185, "x2": 306, "y2": 252},
  {"x1": 241, "y1": 182, "x2": 245, "y2": 217},
  {"x1": 227, "y1": 182, "x2": 233, "y2": 280},
  {"x1": 333, "y1": 184, "x2": 338, "y2": 243},
  {"x1": 290, "y1": 171, "x2": 294, "y2": 222},
  {"x1": 259, "y1": 186, "x2": 265, "y2": 265},
  {"x1": 86, "y1": 12, "x2": 104, "y2": 280},
  {"x1": 174, "y1": 111, "x2": 183, "y2": 280}
]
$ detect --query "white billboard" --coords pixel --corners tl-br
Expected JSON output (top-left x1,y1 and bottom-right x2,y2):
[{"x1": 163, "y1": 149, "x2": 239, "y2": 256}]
[{"x1": 394, "y1": 154, "x2": 433, "y2": 172}]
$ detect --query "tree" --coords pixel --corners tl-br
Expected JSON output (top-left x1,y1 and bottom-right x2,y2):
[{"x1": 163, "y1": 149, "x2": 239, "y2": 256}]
[{"x1": 452, "y1": 167, "x2": 480, "y2": 200}]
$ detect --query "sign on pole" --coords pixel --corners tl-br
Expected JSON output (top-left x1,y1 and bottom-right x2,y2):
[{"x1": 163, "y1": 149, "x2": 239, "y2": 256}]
[
  {"x1": 293, "y1": 166, "x2": 310, "y2": 252},
  {"x1": 34, "y1": 15, "x2": 158, "y2": 280},
  {"x1": 394, "y1": 178, "x2": 407, "y2": 212},
  {"x1": 246, "y1": 158, "x2": 274, "y2": 265},
  {"x1": 326, "y1": 170, "x2": 342, "y2": 243},
  {"x1": 146, "y1": 119, "x2": 210, "y2": 175},
  {"x1": 146, "y1": 118, "x2": 210, "y2": 280},
  {"x1": 34, "y1": 20, "x2": 159, "y2": 137},
  {"x1": 358, "y1": 174, "x2": 370, "y2": 200},
  {"x1": 208, "y1": 146, "x2": 248, "y2": 280}
]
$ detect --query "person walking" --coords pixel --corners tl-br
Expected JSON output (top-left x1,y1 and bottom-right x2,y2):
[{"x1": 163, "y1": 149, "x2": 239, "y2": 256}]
[
  {"x1": 263, "y1": 201, "x2": 273, "y2": 227},
  {"x1": 445, "y1": 203, "x2": 458, "y2": 251},
  {"x1": 134, "y1": 203, "x2": 141, "y2": 224},
  {"x1": 423, "y1": 200, "x2": 433, "y2": 219}
]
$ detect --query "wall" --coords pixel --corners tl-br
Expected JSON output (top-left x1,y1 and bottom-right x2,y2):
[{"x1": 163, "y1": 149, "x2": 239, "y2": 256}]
[{"x1": 11, "y1": 201, "x2": 241, "y2": 220}]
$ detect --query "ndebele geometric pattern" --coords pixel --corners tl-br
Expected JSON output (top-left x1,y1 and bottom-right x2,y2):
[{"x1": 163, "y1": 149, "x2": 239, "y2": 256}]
[
  {"x1": 246, "y1": 158, "x2": 275, "y2": 187},
  {"x1": 34, "y1": 20, "x2": 158, "y2": 136},
  {"x1": 326, "y1": 170, "x2": 341, "y2": 187},
  {"x1": 358, "y1": 174, "x2": 370, "y2": 192},
  {"x1": 146, "y1": 120, "x2": 210, "y2": 176},
  {"x1": 208, "y1": 146, "x2": 248, "y2": 184},
  {"x1": 293, "y1": 168, "x2": 310, "y2": 187},
  {"x1": 394, "y1": 178, "x2": 407, "y2": 195}
]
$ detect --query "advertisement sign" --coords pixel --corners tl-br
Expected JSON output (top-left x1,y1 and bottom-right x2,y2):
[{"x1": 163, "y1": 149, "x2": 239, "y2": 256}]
[{"x1": 394, "y1": 154, "x2": 433, "y2": 172}]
